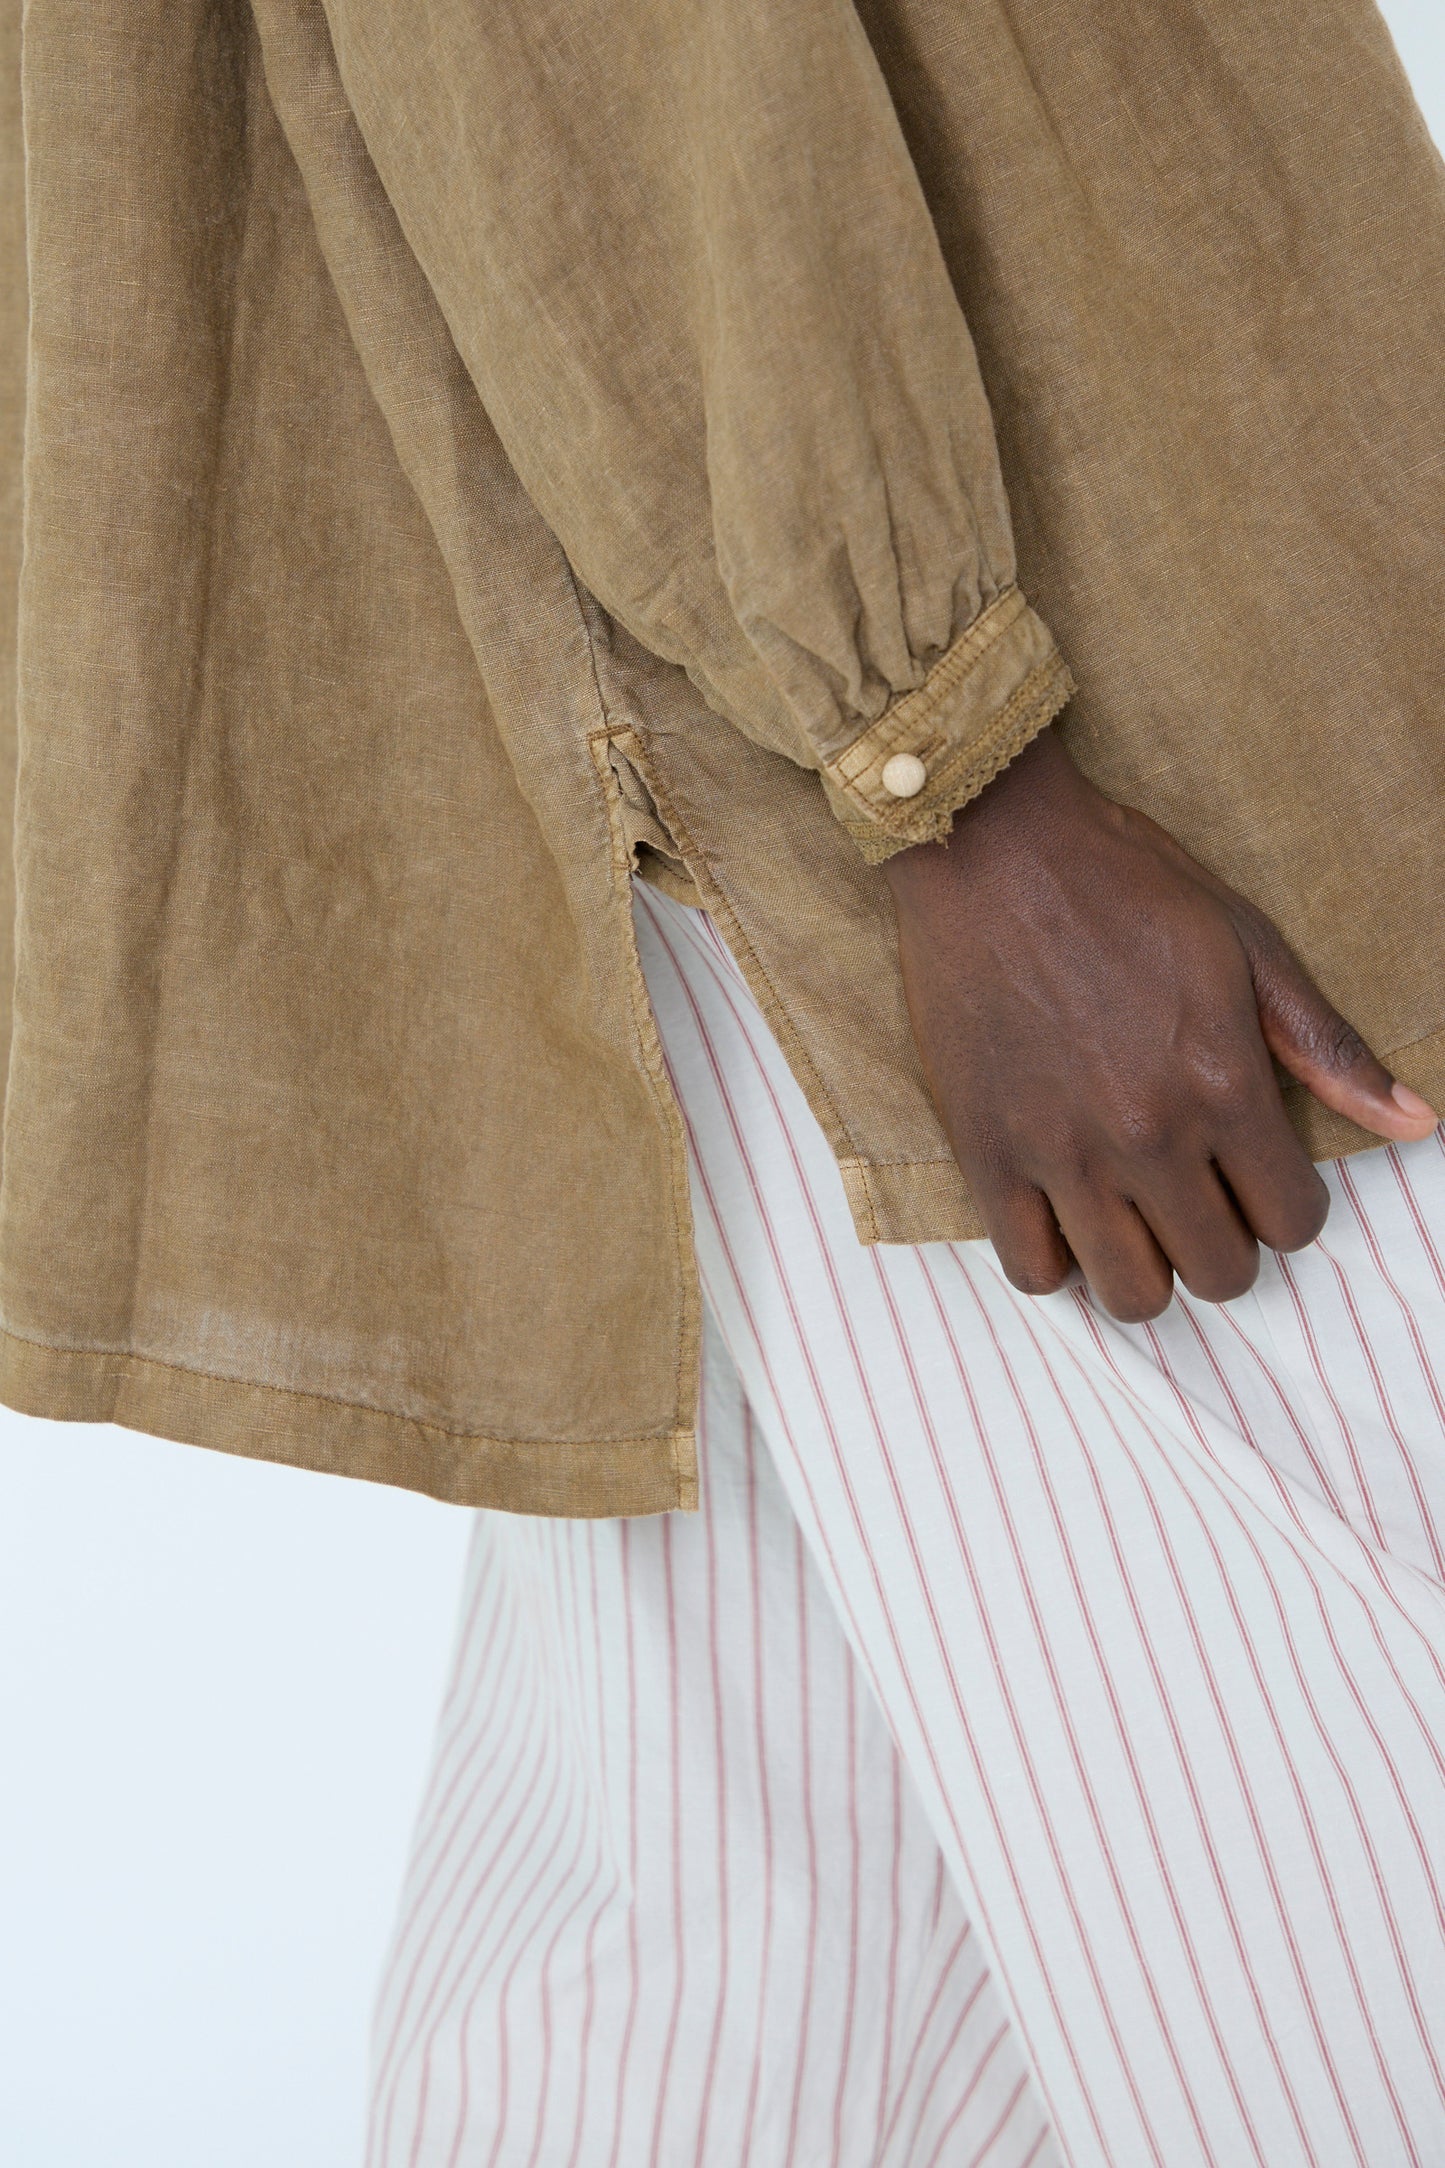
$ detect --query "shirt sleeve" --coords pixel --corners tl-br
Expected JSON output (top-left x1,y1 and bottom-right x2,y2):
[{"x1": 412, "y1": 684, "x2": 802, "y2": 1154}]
[{"x1": 318, "y1": 0, "x2": 1075, "y2": 861}]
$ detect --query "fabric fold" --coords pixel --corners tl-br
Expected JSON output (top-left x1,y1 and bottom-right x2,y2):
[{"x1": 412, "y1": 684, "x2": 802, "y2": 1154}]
[{"x1": 316, "y1": 0, "x2": 1062, "y2": 838}]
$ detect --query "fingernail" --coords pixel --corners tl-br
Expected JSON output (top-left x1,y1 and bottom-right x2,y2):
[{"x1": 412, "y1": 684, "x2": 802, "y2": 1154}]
[{"x1": 1391, "y1": 1082, "x2": 1439, "y2": 1125}]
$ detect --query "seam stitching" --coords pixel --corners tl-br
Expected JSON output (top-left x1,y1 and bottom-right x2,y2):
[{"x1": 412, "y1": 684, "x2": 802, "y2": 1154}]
[
  {"x1": 826, "y1": 585, "x2": 1026, "y2": 791},
  {"x1": 838, "y1": 1153, "x2": 959, "y2": 1172},
  {"x1": 591, "y1": 724, "x2": 866, "y2": 1169},
  {"x1": 0, "y1": 1319, "x2": 692, "y2": 1453},
  {"x1": 557, "y1": 559, "x2": 702, "y2": 1506},
  {"x1": 844, "y1": 654, "x2": 1076, "y2": 863},
  {"x1": 586, "y1": 729, "x2": 701, "y2": 1510},
  {"x1": 824, "y1": 585, "x2": 1028, "y2": 792}
]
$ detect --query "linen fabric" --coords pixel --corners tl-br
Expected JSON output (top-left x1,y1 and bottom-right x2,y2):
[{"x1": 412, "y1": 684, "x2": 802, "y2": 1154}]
[
  {"x1": 366, "y1": 880, "x2": 1445, "y2": 2165},
  {"x1": 2, "y1": 2, "x2": 1445, "y2": 1512}
]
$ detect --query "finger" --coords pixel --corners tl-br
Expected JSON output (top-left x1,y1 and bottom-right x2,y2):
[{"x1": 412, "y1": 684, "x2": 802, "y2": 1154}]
[
  {"x1": 1211, "y1": 1091, "x2": 1332, "y2": 1255},
  {"x1": 1127, "y1": 1160, "x2": 1262, "y2": 1303},
  {"x1": 967, "y1": 1164, "x2": 1074, "y2": 1297},
  {"x1": 1245, "y1": 916, "x2": 1439, "y2": 1143},
  {"x1": 1048, "y1": 1185, "x2": 1175, "y2": 1324}
]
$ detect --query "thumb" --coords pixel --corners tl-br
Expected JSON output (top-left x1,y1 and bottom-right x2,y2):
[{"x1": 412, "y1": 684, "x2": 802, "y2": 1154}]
[{"x1": 1246, "y1": 917, "x2": 1438, "y2": 1144}]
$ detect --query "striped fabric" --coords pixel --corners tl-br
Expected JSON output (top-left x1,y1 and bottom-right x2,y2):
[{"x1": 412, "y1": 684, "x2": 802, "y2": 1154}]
[{"x1": 366, "y1": 880, "x2": 1445, "y2": 2166}]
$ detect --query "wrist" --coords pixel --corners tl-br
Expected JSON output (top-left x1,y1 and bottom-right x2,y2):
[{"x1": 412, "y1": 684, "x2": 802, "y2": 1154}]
[{"x1": 883, "y1": 724, "x2": 1080, "y2": 901}]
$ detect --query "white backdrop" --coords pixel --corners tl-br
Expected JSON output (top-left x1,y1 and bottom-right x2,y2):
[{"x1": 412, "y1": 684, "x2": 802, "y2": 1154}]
[{"x1": 0, "y1": 12, "x2": 1441, "y2": 2167}]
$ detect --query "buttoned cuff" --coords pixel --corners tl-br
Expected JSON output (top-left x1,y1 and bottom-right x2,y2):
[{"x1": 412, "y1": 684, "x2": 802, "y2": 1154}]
[{"x1": 820, "y1": 586, "x2": 1076, "y2": 864}]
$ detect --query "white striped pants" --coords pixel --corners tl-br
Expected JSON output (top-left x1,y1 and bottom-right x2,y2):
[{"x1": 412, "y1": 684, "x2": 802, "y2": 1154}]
[{"x1": 366, "y1": 880, "x2": 1445, "y2": 2167}]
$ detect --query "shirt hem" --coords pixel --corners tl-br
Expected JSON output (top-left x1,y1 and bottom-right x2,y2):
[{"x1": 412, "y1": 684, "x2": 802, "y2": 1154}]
[
  {"x1": 9, "y1": 1038, "x2": 1440, "y2": 1512},
  {"x1": 0, "y1": 1325, "x2": 698, "y2": 1518}
]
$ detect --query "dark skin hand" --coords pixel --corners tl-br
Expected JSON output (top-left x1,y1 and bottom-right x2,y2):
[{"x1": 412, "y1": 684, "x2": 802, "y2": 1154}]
[{"x1": 883, "y1": 725, "x2": 1440, "y2": 1323}]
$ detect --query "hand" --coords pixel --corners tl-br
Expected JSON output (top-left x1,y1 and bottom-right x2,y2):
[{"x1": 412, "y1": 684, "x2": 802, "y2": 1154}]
[{"x1": 883, "y1": 726, "x2": 1439, "y2": 1322}]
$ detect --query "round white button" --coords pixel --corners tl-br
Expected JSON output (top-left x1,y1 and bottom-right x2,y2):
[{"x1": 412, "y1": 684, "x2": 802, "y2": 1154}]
[{"x1": 881, "y1": 752, "x2": 928, "y2": 800}]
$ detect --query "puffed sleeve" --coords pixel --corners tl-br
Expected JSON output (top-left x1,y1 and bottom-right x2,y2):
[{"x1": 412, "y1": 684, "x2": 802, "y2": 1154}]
[{"x1": 316, "y1": 0, "x2": 1075, "y2": 859}]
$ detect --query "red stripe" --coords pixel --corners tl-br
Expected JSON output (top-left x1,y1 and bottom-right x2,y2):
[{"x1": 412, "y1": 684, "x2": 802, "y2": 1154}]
[
  {"x1": 828, "y1": 1660, "x2": 862, "y2": 2158},
  {"x1": 471, "y1": 1785, "x2": 595, "y2": 2168},
  {"x1": 520, "y1": 1535, "x2": 616, "y2": 2168},
  {"x1": 643, "y1": 1516, "x2": 689, "y2": 2167},
  {"x1": 1013, "y1": 2121, "x2": 1055, "y2": 2168},
  {"x1": 691, "y1": 1382, "x2": 733, "y2": 2167},
  {"x1": 404, "y1": 1727, "x2": 562, "y2": 2165},
  {"x1": 1331, "y1": 1159, "x2": 1445, "y2": 1575},
  {"x1": 1205, "y1": 1299, "x2": 1445, "y2": 1766},
  {"x1": 1388, "y1": 1133, "x2": 1445, "y2": 1311},
  {"x1": 558, "y1": 1527, "x2": 616, "y2": 2168},
  {"x1": 874, "y1": 1922, "x2": 974, "y2": 2158},
  {"x1": 1314, "y1": 1223, "x2": 1445, "y2": 1577},
  {"x1": 1276, "y1": 1251, "x2": 1390, "y2": 1548},
  {"x1": 899, "y1": 1971, "x2": 991, "y2": 2160},
  {"x1": 735, "y1": 1403, "x2": 777, "y2": 2163},
  {"x1": 372, "y1": 1602, "x2": 539, "y2": 2161},
  {"x1": 874, "y1": 1749, "x2": 905, "y2": 2155},
  {"x1": 369, "y1": 1564, "x2": 517, "y2": 2153},
  {"x1": 781, "y1": 1525, "x2": 821, "y2": 2167},
  {"x1": 601, "y1": 1521, "x2": 642, "y2": 2168},
  {"x1": 955, "y1": 2063, "x2": 1029, "y2": 2168}
]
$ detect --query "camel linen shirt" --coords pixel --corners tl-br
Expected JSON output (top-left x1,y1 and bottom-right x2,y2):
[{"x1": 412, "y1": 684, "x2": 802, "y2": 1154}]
[{"x1": 0, "y1": 0, "x2": 1443, "y2": 1516}]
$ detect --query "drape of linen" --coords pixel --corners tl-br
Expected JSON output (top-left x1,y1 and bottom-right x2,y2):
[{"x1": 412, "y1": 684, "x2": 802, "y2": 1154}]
[{"x1": 1, "y1": 1, "x2": 1444, "y2": 1515}]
